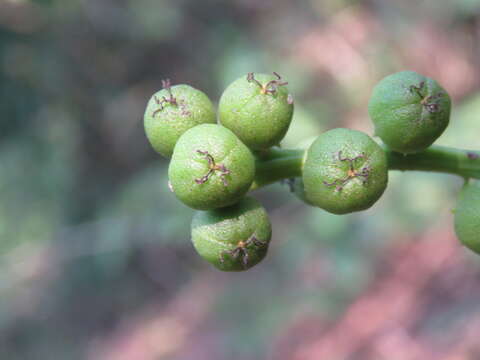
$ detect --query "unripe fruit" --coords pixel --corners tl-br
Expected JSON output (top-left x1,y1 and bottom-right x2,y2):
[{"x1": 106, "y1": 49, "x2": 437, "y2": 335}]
[
  {"x1": 168, "y1": 124, "x2": 255, "y2": 210},
  {"x1": 368, "y1": 71, "x2": 451, "y2": 154},
  {"x1": 191, "y1": 197, "x2": 272, "y2": 271},
  {"x1": 303, "y1": 128, "x2": 388, "y2": 214},
  {"x1": 454, "y1": 181, "x2": 480, "y2": 255},
  {"x1": 144, "y1": 80, "x2": 216, "y2": 157},
  {"x1": 218, "y1": 72, "x2": 294, "y2": 150}
]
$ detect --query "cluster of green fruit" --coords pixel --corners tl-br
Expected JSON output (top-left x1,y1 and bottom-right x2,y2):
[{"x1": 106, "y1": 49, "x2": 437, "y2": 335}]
[{"x1": 144, "y1": 71, "x2": 480, "y2": 272}]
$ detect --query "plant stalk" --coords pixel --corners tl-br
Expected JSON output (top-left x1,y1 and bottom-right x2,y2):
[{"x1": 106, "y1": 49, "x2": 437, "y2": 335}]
[{"x1": 251, "y1": 145, "x2": 480, "y2": 190}]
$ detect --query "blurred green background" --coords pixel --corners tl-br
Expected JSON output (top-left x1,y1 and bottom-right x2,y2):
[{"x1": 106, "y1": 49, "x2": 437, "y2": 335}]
[{"x1": 2, "y1": 1, "x2": 480, "y2": 359}]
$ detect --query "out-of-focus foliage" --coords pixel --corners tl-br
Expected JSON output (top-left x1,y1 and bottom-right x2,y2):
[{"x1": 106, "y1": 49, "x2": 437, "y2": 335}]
[{"x1": 1, "y1": 1, "x2": 480, "y2": 359}]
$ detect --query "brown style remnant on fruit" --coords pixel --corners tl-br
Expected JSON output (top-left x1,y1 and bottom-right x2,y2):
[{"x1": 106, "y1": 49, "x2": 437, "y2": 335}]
[
  {"x1": 152, "y1": 79, "x2": 178, "y2": 117},
  {"x1": 322, "y1": 151, "x2": 370, "y2": 192},
  {"x1": 247, "y1": 72, "x2": 288, "y2": 95},
  {"x1": 194, "y1": 150, "x2": 230, "y2": 186},
  {"x1": 219, "y1": 235, "x2": 267, "y2": 269},
  {"x1": 409, "y1": 81, "x2": 443, "y2": 114}
]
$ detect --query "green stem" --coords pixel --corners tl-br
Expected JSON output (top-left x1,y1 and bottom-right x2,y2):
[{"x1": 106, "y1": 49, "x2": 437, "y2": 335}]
[
  {"x1": 250, "y1": 148, "x2": 304, "y2": 190},
  {"x1": 385, "y1": 145, "x2": 480, "y2": 179},
  {"x1": 251, "y1": 145, "x2": 480, "y2": 190}
]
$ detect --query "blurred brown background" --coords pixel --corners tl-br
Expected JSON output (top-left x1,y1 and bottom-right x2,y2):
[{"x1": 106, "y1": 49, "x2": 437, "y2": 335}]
[{"x1": 1, "y1": 0, "x2": 480, "y2": 359}]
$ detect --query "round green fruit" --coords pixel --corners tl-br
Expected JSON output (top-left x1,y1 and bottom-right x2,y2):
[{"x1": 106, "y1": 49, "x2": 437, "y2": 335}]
[
  {"x1": 454, "y1": 181, "x2": 480, "y2": 255},
  {"x1": 191, "y1": 196, "x2": 272, "y2": 271},
  {"x1": 368, "y1": 71, "x2": 451, "y2": 154},
  {"x1": 218, "y1": 72, "x2": 294, "y2": 150},
  {"x1": 168, "y1": 124, "x2": 255, "y2": 210},
  {"x1": 302, "y1": 128, "x2": 388, "y2": 214},
  {"x1": 144, "y1": 80, "x2": 216, "y2": 157}
]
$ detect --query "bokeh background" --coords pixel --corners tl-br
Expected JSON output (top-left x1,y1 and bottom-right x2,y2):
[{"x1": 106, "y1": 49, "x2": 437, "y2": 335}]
[{"x1": 2, "y1": 0, "x2": 480, "y2": 359}]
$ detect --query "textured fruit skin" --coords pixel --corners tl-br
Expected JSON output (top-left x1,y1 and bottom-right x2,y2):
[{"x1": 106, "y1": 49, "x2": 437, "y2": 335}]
[
  {"x1": 191, "y1": 197, "x2": 272, "y2": 271},
  {"x1": 218, "y1": 73, "x2": 294, "y2": 150},
  {"x1": 455, "y1": 181, "x2": 480, "y2": 254},
  {"x1": 168, "y1": 124, "x2": 255, "y2": 210},
  {"x1": 303, "y1": 128, "x2": 388, "y2": 214},
  {"x1": 368, "y1": 71, "x2": 451, "y2": 154},
  {"x1": 144, "y1": 84, "x2": 216, "y2": 157}
]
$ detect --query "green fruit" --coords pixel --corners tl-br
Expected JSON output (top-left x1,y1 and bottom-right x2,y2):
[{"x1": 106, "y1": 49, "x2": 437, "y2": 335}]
[
  {"x1": 302, "y1": 128, "x2": 388, "y2": 214},
  {"x1": 368, "y1": 71, "x2": 451, "y2": 154},
  {"x1": 168, "y1": 124, "x2": 255, "y2": 210},
  {"x1": 191, "y1": 196, "x2": 272, "y2": 271},
  {"x1": 218, "y1": 72, "x2": 294, "y2": 150},
  {"x1": 454, "y1": 181, "x2": 480, "y2": 254},
  {"x1": 144, "y1": 80, "x2": 216, "y2": 157}
]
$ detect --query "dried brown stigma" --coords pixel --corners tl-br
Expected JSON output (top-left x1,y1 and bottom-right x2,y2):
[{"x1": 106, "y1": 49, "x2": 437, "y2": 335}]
[
  {"x1": 421, "y1": 93, "x2": 443, "y2": 113},
  {"x1": 152, "y1": 79, "x2": 178, "y2": 117},
  {"x1": 409, "y1": 81, "x2": 426, "y2": 99},
  {"x1": 219, "y1": 235, "x2": 267, "y2": 268},
  {"x1": 194, "y1": 150, "x2": 230, "y2": 186},
  {"x1": 247, "y1": 72, "x2": 288, "y2": 95},
  {"x1": 409, "y1": 81, "x2": 442, "y2": 114},
  {"x1": 323, "y1": 151, "x2": 370, "y2": 192}
]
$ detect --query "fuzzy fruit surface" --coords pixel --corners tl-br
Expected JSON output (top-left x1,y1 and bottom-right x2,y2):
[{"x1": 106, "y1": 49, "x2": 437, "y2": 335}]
[
  {"x1": 455, "y1": 181, "x2": 480, "y2": 254},
  {"x1": 218, "y1": 73, "x2": 293, "y2": 150},
  {"x1": 368, "y1": 71, "x2": 451, "y2": 154},
  {"x1": 303, "y1": 128, "x2": 388, "y2": 214},
  {"x1": 191, "y1": 197, "x2": 272, "y2": 271},
  {"x1": 169, "y1": 124, "x2": 255, "y2": 210},
  {"x1": 144, "y1": 84, "x2": 216, "y2": 157}
]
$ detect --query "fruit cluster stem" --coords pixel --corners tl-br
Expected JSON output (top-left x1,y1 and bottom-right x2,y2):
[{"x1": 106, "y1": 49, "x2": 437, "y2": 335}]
[
  {"x1": 250, "y1": 148, "x2": 304, "y2": 190},
  {"x1": 251, "y1": 145, "x2": 480, "y2": 190},
  {"x1": 385, "y1": 145, "x2": 480, "y2": 180}
]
